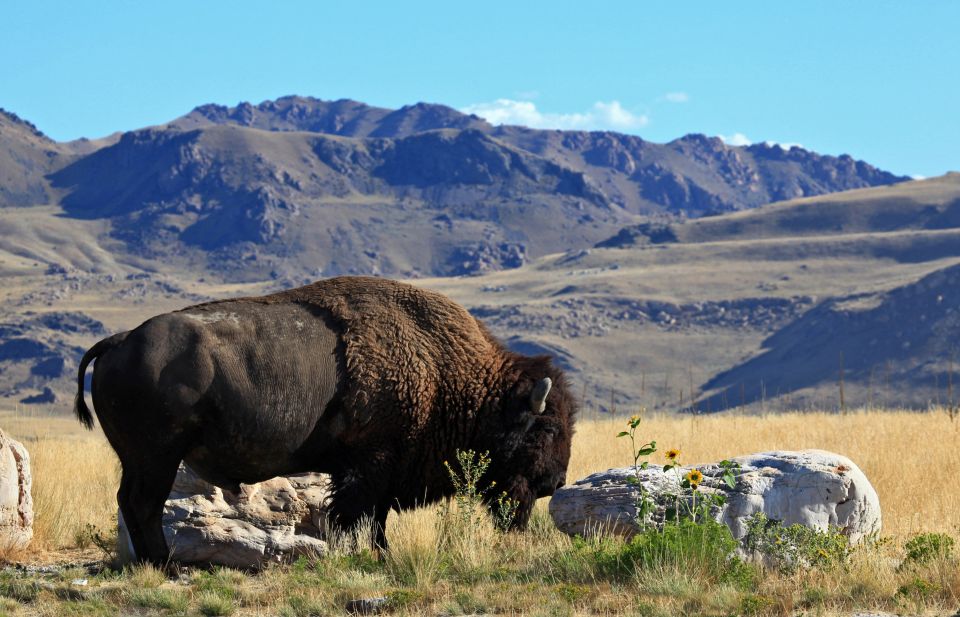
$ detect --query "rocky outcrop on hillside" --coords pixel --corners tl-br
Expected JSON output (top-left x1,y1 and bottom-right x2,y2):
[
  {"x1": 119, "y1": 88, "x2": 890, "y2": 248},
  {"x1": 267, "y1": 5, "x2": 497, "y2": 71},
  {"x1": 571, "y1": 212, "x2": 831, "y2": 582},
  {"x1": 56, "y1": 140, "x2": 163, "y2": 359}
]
[
  {"x1": 447, "y1": 241, "x2": 527, "y2": 276},
  {"x1": 595, "y1": 222, "x2": 678, "y2": 248},
  {"x1": 0, "y1": 266, "x2": 215, "y2": 406},
  {"x1": 171, "y1": 96, "x2": 492, "y2": 138},
  {"x1": 0, "y1": 311, "x2": 103, "y2": 405},
  {"x1": 472, "y1": 296, "x2": 815, "y2": 340},
  {"x1": 493, "y1": 128, "x2": 905, "y2": 216}
]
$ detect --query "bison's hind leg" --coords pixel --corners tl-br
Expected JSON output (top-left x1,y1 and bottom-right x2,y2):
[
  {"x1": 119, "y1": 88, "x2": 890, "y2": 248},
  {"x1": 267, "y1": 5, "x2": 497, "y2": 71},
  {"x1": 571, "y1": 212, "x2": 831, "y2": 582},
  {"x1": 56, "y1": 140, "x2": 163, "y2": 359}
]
[{"x1": 117, "y1": 452, "x2": 183, "y2": 568}]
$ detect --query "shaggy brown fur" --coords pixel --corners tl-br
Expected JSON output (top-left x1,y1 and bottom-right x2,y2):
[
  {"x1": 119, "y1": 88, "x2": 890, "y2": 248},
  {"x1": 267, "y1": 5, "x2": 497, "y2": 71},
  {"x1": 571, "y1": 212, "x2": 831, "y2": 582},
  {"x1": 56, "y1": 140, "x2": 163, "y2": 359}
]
[{"x1": 248, "y1": 276, "x2": 513, "y2": 434}]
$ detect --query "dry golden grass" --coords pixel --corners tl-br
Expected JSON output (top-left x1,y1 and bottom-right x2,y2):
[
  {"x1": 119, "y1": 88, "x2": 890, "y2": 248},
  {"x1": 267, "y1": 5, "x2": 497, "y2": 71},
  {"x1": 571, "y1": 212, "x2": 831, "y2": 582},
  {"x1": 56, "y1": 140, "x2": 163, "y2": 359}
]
[
  {"x1": 0, "y1": 408, "x2": 957, "y2": 615},
  {"x1": 1, "y1": 407, "x2": 958, "y2": 554},
  {"x1": 0, "y1": 411, "x2": 119, "y2": 552}
]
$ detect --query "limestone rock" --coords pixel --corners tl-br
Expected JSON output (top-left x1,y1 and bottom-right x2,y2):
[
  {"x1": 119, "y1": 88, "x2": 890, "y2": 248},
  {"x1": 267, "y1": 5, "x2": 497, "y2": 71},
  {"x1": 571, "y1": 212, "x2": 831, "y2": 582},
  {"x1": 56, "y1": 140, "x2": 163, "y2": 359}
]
[
  {"x1": 119, "y1": 464, "x2": 331, "y2": 569},
  {"x1": 0, "y1": 429, "x2": 32, "y2": 551},
  {"x1": 549, "y1": 449, "x2": 881, "y2": 545}
]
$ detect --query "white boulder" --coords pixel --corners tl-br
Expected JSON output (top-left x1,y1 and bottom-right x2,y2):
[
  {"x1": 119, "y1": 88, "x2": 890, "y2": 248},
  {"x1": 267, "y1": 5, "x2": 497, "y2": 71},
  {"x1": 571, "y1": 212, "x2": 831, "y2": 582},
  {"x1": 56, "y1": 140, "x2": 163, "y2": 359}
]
[
  {"x1": 549, "y1": 449, "x2": 881, "y2": 544},
  {"x1": 0, "y1": 429, "x2": 32, "y2": 552},
  {"x1": 119, "y1": 464, "x2": 331, "y2": 569}
]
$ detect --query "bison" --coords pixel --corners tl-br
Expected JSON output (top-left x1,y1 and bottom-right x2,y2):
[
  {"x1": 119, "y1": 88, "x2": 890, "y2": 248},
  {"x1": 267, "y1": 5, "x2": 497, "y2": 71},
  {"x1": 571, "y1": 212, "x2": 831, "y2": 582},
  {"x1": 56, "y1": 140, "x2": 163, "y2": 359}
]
[{"x1": 75, "y1": 276, "x2": 576, "y2": 565}]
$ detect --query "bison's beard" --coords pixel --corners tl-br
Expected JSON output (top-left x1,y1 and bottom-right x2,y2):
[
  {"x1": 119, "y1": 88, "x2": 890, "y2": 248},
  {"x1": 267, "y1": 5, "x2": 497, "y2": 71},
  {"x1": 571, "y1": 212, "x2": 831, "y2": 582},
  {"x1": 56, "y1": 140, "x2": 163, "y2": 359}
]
[{"x1": 499, "y1": 477, "x2": 536, "y2": 530}]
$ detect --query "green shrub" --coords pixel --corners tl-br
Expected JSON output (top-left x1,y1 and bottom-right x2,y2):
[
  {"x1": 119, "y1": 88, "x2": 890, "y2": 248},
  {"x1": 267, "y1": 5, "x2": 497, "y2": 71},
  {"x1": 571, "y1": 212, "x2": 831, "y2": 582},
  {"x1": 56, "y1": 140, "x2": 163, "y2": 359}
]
[
  {"x1": 896, "y1": 576, "x2": 941, "y2": 599},
  {"x1": 73, "y1": 523, "x2": 117, "y2": 560},
  {"x1": 451, "y1": 589, "x2": 486, "y2": 614},
  {"x1": 0, "y1": 576, "x2": 39, "y2": 603},
  {"x1": 191, "y1": 568, "x2": 239, "y2": 600},
  {"x1": 198, "y1": 590, "x2": 236, "y2": 616},
  {"x1": 282, "y1": 594, "x2": 327, "y2": 617},
  {"x1": 387, "y1": 588, "x2": 424, "y2": 609},
  {"x1": 903, "y1": 532, "x2": 955, "y2": 566},
  {"x1": 556, "y1": 534, "x2": 633, "y2": 581},
  {"x1": 129, "y1": 587, "x2": 189, "y2": 612},
  {"x1": 557, "y1": 520, "x2": 755, "y2": 588},
  {"x1": 555, "y1": 583, "x2": 591, "y2": 604},
  {"x1": 623, "y1": 519, "x2": 737, "y2": 570},
  {"x1": 739, "y1": 593, "x2": 776, "y2": 616},
  {"x1": 743, "y1": 512, "x2": 850, "y2": 573},
  {"x1": 800, "y1": 586, "x2": 827, "y2": 608}
]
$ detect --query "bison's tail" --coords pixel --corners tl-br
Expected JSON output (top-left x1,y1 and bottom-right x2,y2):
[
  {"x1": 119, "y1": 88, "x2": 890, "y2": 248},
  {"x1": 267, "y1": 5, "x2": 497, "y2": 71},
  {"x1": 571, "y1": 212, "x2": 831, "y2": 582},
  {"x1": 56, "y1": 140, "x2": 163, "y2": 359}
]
[{"x1": 75, "y1": 332, "x2": 128, "y2": 430}]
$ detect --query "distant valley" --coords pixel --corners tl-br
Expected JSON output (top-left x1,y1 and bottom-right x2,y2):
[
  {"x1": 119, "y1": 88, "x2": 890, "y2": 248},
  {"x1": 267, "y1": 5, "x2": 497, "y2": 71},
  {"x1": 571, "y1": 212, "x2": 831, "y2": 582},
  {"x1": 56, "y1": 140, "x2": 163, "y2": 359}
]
[{"x1": 3, "y1": 96, "x2": 957, "y2": 414}]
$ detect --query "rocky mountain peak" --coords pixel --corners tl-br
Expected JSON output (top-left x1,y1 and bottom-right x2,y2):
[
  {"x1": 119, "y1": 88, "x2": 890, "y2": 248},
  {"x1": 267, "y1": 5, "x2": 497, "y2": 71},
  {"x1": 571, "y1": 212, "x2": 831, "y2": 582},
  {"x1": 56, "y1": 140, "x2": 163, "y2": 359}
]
[{"x1": 0, "y1": 108, "x2": 49, "y2": 140}]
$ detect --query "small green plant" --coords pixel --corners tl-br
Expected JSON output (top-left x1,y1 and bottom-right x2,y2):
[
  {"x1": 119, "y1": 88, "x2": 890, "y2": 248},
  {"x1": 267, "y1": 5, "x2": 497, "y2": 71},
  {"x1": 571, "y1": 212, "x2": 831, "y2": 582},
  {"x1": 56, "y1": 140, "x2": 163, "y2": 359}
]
[
  {"x1": 559, "y1": 519, "x2": 754, "y2": 588},
  {"x1": 662, "y1": 452, "x2": 736, "y2": 524},
  {"x1": 616, "y1": 411, "x2": 657, "y2": 526},
  {"x1": 800, "y1": 586, "x2": 827, "y2": 608},
  {"x1": 129, "y1": 587, "x2": 189, "y2": 612},
  {"x1": 452, "y1": 589, "x2": 486, "y2": 614},
  {"x1": 442, "y1": 449, "x2": 517, "y2": 532},
  {"x1": 555, "y1": 583, "x2": 591, "y2": 604},
  {"x1": 902, "y1": 532, "x2": 955, "y2": 566},
  {"x1": 896, "y1": 576, "x2": 941, "y2": 599},
  {"x1": 492, "y1": 491, "x2": 519, "y2": 532},
  {"x1": 282, "y1": 594, "x2": 327, "y2": 617},
  {"x1": 387, "y1": 588, "x2": 424, "y2": 609},
  {"x1": 198, "y1": 590, "x2": 236, "y2": 616},
  {"x1": 74, "y1": 523, "x2": 117, "y2": 561},
  {"x1": 743, "y1": 512, "x2": 850, "y2": 573},
  {"x1": 625, "y1": 519, "x2": 754, "y2": 586},
  {"x1": 739, "y1": 593, "x2": 776, "y2": 616},
  {"x1": 0, "y1": 575, "x2": 39, "y2": 603}
]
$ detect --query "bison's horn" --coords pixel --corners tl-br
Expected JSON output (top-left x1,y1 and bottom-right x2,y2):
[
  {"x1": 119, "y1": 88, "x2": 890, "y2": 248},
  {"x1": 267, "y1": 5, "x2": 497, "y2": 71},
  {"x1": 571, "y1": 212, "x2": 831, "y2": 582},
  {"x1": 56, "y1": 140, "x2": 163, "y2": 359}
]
[{"x1": 530, "y1": 377, "x2": 552, "y2": 414}]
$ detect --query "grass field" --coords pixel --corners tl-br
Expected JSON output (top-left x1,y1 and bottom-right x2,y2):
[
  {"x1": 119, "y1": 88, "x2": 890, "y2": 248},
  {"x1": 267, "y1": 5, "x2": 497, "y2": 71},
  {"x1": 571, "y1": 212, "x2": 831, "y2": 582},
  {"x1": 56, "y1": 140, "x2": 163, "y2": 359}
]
[{"x1": 0, "y1": 408, "x2": 957, "y2": 615}]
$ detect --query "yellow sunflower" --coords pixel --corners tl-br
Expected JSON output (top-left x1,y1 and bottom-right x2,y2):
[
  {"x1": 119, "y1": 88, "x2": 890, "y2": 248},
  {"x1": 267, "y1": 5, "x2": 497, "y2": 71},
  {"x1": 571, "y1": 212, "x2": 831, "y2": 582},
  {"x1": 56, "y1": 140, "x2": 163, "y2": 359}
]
[
  {"x1": 665, "y1": 449, "x2": 681, "y2": 462},
  {"x1": 685, "y1": 469, "x2": 704, "y2": 487}
]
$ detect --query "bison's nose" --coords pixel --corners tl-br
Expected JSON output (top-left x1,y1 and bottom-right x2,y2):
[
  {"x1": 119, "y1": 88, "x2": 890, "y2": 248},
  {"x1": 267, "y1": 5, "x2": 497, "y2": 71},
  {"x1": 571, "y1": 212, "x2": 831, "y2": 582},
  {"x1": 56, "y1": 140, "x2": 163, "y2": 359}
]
[{"x1": 555, "y1": 475, "x2": 566, "y2": 490}]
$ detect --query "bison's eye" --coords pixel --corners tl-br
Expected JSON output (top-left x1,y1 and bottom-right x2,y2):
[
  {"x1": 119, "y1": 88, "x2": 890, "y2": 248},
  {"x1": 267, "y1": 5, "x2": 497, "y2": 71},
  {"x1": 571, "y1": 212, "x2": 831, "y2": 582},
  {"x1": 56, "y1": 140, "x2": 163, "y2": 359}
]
[{"x1": 537, "y1": 423, "x2": 559, "y2": 437}]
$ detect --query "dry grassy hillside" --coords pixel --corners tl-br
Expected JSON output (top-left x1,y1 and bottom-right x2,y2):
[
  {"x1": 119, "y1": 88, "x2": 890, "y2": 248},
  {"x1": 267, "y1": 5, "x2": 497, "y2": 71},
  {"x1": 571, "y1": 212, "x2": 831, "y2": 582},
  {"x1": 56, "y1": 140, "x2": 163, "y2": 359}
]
[
  {"x1": 3, "y1": 176, "x2": 960, "y2": 414},
  {"x1": 423, "y1": 175, "x2": 960, "y2": 412}
]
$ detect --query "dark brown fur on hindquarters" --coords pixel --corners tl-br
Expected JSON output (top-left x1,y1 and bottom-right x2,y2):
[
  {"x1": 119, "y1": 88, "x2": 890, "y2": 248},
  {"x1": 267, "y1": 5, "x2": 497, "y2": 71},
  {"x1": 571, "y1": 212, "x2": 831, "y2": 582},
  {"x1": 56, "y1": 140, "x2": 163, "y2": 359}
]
[{"x1": 75, "y1": 276, "x2": 577, "y2": 565}]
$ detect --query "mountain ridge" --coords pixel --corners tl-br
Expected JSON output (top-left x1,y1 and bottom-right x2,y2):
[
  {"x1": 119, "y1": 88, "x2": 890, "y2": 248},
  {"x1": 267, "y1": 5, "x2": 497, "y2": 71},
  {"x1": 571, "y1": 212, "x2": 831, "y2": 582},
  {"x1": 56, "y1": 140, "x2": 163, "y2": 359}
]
[{"x1": 0, "y1": 95, "x2": 909, "y2": 281}]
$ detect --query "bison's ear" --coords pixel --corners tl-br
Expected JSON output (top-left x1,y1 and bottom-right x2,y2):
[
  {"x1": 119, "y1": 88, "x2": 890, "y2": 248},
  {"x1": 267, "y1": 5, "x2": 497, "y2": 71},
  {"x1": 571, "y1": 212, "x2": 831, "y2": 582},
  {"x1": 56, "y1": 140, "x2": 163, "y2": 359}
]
[{"x1": 530, "y1": 377, "x2": 552, "y2": 414}]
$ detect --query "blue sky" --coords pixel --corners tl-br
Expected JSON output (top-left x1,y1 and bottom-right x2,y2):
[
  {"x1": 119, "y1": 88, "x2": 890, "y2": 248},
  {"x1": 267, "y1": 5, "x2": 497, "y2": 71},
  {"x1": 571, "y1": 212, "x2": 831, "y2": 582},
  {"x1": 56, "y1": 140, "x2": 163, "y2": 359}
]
[{"x1": 2, "y1": 1, "x2": 957, "y2": 177}]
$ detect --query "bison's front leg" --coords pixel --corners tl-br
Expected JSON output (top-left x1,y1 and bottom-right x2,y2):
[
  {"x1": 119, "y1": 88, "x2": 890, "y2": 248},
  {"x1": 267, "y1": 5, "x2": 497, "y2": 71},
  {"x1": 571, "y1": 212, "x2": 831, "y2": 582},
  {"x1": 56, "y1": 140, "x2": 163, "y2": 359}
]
[{"x1": 327, "y1": 472, "x2": 393, "y2": 550}]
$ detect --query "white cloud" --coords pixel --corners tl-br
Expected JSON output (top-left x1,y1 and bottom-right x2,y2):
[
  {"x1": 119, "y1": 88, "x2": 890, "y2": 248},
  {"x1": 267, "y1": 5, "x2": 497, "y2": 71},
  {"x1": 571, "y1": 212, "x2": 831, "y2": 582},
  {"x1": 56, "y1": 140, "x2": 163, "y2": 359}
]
[
  {"x1": 719, "y1": 134, "x2": 806, "y2": 151},
  {"x1": 664, "y1": 92, "x2": 689, "y2": 103},
  {"x1": 720, "y1": 132, "x2": 752, "y2": 146},
  {"x1": 461, "y1": 98, "x2": 648, "y2": 132}
]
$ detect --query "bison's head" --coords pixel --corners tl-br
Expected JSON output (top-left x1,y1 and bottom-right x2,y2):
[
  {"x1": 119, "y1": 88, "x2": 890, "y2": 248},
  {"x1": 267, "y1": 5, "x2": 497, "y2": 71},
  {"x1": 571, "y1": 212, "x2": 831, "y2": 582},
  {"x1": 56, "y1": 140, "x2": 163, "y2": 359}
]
[{"x1": 481, "y1": 356, "x2": 577, "y2": 529}]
